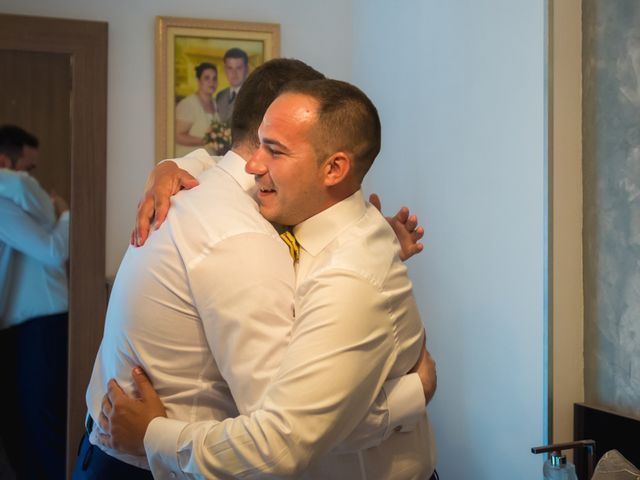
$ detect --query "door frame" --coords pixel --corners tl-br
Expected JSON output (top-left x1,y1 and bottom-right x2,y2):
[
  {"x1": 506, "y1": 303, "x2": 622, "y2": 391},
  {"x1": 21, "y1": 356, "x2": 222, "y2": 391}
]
[{"x1": 0, "y1": 14, "x2": 107, "y2": 477}]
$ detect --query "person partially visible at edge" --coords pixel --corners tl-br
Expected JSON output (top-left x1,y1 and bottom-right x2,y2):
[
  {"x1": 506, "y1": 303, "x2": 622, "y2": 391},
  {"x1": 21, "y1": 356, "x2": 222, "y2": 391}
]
[
  {"x1": 215, "y1": 47, "x2": 249, "y2": 124},
  {"x1": 0, "y1": 125, "x2": 70, "y2": 480},
  {"x1": 94, "y1": 73, "x2": 437, "y2": 478},
  {"x1": 174, "y1": 62, "x2": 221, "y2": 157}
]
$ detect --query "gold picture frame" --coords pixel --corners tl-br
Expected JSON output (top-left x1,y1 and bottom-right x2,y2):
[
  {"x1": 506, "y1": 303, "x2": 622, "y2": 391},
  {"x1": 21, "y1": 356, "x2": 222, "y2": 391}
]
[{"x1": 155, "y1": 16, "x2": 280, "y2": 162}]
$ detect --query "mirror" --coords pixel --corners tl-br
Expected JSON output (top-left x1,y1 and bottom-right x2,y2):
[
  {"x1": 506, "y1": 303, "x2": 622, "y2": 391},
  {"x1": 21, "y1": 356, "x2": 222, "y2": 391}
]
[{"x1": 0, "y1": 14, "x2": 107, "y2": 478}]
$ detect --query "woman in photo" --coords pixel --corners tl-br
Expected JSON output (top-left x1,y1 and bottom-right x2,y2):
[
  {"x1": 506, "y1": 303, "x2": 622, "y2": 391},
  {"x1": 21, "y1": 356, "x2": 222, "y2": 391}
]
[{"x1": 174, "y1": 62, "x2": 220, "y2": 157}]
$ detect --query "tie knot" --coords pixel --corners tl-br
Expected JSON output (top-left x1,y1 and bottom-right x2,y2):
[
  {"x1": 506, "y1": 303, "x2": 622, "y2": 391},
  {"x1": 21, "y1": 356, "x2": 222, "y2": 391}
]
[{"x1": 279, "y1": 230, "x2": 300, "y2": 262}]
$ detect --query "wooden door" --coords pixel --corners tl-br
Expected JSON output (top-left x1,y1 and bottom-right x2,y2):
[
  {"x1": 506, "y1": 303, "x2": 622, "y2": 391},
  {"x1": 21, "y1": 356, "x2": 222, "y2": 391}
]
[
  {"x1": 0, "y1": 14, "x2": 107, "y2": 479},
  {"x1": 0, "y1": 50, "x2": 72, "y2": 203}
]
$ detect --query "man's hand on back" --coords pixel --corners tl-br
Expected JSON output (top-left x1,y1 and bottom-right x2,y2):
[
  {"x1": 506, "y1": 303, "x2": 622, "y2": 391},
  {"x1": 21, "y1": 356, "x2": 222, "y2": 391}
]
[
  {"x1": 369, "y1": 193, "x2": 425, "y2": 261},
  {"x1": 97, "y1": 367, "x2": 167, "y2": 456},
  {"x1": 132, "y1": 161, "x2": 199, "y2": 247}
]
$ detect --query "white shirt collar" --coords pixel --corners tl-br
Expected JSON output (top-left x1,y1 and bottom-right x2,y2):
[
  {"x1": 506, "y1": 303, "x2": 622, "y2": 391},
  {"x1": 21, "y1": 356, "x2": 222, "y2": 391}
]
[
  {"x1": 216, "y1": 150, "x2": 256, "y2": 195},
  {"x1": 293, "y1": 190, "x2": 366, "y2": 256}
]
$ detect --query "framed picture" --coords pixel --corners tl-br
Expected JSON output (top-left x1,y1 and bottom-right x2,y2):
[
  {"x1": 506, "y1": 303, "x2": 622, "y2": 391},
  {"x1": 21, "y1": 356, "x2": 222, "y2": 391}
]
[{"x1": 155, "y1": 16, "x2": 280, "y2": 162}]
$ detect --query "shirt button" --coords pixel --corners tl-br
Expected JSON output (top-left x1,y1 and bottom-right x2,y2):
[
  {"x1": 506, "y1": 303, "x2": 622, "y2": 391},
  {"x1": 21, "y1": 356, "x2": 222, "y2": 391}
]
[
  {"x1": 394, "y1": 425, "x2": 402, "y2": 432},
  {"x1": 169, "y1": 473, "x2": 176, "y2": 478}
]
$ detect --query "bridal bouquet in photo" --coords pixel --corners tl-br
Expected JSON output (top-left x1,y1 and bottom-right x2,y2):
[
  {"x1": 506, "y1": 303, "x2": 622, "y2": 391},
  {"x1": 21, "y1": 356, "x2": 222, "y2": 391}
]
[{"x1": 204, "y1": 119, "x2": 232, "y2": 156}]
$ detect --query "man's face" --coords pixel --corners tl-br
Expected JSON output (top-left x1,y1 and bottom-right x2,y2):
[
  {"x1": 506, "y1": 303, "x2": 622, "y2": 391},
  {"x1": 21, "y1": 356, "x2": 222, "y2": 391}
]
[
  {"x1": 246, "y1": 93, "x2": 327, "y2": 226},
  {"x1": 14, "y1": 145, "x2": 38, "y2": 173},
  {"x1": 224, "y1": 58, "x2": 248, "y2": 88}
]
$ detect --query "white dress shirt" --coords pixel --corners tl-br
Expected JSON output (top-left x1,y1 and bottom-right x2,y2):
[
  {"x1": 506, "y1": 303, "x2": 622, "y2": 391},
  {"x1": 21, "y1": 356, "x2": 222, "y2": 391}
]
[
  {"x1": 171, "y1": 149, "x2": 426, "y2": 443},
  {"x1": 0, "y1": 169, "x2": 56, "y2": 225},
  {"x1": 86, "y1": 151, "x2": 294, "y2": 468},
  {"x1": 0, "y1": 169, "x2": 69, "y2": 329},
  {"x1": 87, "y1": 151, "x2": 422, "y2": 474},
  {"x1": 144, "y1": 184, "x2": 436, "y2": 479}
]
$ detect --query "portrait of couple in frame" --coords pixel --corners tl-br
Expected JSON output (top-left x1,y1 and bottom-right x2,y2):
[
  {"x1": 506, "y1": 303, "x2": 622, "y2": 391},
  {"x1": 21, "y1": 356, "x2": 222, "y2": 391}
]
[{"x1": 155, "y1": 16, "x2": 280, "y2": 161}]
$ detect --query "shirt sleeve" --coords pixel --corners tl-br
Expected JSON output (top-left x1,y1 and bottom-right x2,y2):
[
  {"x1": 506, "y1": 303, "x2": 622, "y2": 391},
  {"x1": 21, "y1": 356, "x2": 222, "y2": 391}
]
[
  {"x1": 333, "y1": 201, "x2": 426, "y2": 450},
  {"x1": 0, "y1": 197, "x2": 69, "y2": 266},
  {"x1": 335, "y1": 372, "x2": 425, "y2": 452},
  {"x1": 145, "y1": 269, "x2": 399, "y2": 478},
  {"x1": 165, "y1": 149, "x2": 218, "y2": 178},
  {"x1": 0, "y1": 169, "x2": 55, "y2": 225}
]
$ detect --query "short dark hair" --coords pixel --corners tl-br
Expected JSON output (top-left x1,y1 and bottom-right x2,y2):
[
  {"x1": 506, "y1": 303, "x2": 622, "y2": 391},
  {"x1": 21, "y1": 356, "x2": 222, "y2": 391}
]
[
  {"x1": 280, "y1": 79, "x2": 381, "y2": 181},
  {"x1": 0, "y1": 125, "x2": 39, "y2": 168},
  {"x1": 195, "y1": 62, "x2": 217, "y2": 79},
  {"x1": 223, "y1": 48, "x2": 249, "y2": 66},
  {"x1": 230, "y1": 58, "x2": 325, "y2": 148}
]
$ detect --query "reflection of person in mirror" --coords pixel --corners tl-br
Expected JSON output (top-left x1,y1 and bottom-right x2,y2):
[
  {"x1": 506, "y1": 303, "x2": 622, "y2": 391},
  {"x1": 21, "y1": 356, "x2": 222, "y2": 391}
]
[
  {"x1": 0, "y1": 125, "x2": 70, "y2": 480},
  {"x1": 215, "y1": 47, "x2": 249, "y2": 123},
  {"x1": 174, "y1": 62, "x2": 221, "y2": 157}
]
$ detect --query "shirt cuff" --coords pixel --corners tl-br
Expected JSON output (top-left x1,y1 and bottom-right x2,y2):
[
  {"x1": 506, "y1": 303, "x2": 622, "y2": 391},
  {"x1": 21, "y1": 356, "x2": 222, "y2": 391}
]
[
  {"x1": 144, "y1": 417, "x2": 189, "y2": 480},
  {"x1": 384, "y1": 373, "x2": 425, "y2": 435}
]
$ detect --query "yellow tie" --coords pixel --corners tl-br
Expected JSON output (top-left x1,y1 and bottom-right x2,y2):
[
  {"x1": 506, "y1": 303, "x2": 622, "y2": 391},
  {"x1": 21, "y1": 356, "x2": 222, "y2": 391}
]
[{"x1": 280, "y1": 231, "x2": 300, "y2": 262}]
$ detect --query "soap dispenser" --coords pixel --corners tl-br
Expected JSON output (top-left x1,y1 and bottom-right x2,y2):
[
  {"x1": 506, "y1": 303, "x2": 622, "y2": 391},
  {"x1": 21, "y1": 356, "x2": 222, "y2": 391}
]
[
  {"x1": 543, "y1": 450, "x2": 578, "y2": 480},
  {"x1": 532, "y1": 439, "x2": 596, "y2": 480}
]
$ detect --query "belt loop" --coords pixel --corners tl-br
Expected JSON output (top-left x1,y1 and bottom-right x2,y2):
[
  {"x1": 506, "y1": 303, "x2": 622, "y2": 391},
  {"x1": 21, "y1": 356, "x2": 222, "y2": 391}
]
[{"x1": 85, "y1": 413, "x2": 94, "y2": 436}]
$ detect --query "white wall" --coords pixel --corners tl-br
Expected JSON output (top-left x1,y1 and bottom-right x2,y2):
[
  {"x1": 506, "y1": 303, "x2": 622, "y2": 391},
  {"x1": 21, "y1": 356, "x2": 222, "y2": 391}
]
[
  {"x1": 0, "y1": 0, "x2": 353, "y2": 276},
  {"x1": 352, "y1": 1, "x2": 547, "y2": 478}
]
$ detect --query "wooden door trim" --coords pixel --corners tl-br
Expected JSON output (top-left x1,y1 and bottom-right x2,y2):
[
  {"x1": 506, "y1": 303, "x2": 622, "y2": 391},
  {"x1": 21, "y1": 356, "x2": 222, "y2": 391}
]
[{"x1": 0, "y1": 14, "x2": 107, "y2": 478}]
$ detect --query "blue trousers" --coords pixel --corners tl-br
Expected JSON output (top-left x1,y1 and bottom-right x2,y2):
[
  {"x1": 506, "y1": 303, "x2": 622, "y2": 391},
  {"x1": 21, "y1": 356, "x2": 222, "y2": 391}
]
[
  {"x1": 72, "y1": 434, "x2": 153, "y2": 480},
  {"x1": 0, "y1": 313, "x2": 68, "y2": 479}
]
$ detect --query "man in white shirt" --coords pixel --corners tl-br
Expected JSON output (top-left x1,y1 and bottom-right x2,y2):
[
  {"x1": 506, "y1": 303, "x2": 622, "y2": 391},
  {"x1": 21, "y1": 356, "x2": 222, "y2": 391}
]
[
  {"x1": 96, "y1": 76, "x2": 437, "y2": 478},
  {"x1": 75, "y1": 59, "x2": 434, "y2": 479},
  {"x1": 0, "y1": 125, "x2": 70, "y2": 479}
]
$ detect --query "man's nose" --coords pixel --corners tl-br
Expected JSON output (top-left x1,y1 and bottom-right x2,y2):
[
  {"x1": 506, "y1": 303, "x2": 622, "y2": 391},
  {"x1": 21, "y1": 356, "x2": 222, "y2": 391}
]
[{"x1": 245, "y1": 149, "x2": 267, "y2": 176}]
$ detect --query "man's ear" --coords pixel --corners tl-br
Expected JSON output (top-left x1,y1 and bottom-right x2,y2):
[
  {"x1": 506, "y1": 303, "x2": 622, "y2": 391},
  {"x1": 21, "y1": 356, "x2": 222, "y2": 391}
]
[{"x1": 322, "y1": 152, "x2": 352, "y2": 187}]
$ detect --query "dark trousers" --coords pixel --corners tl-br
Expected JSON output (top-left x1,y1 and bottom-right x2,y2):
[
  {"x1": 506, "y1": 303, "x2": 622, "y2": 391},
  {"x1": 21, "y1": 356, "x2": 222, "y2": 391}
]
[
  {"x1": 72, "y1": 434, "x2": 153, "y2": 480},
  {"x1": 0, "y1": 313, "x2": 68, "y2": 480},
  {"x1": 71, "y1": 432, "x2": 436, "y2": 480}
]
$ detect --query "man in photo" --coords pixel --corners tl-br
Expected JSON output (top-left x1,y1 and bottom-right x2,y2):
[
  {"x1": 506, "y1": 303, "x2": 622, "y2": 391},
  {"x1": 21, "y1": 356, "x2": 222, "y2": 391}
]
[{"x1": 215, "y1": 47, "x2": 249, "y2": 123}]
